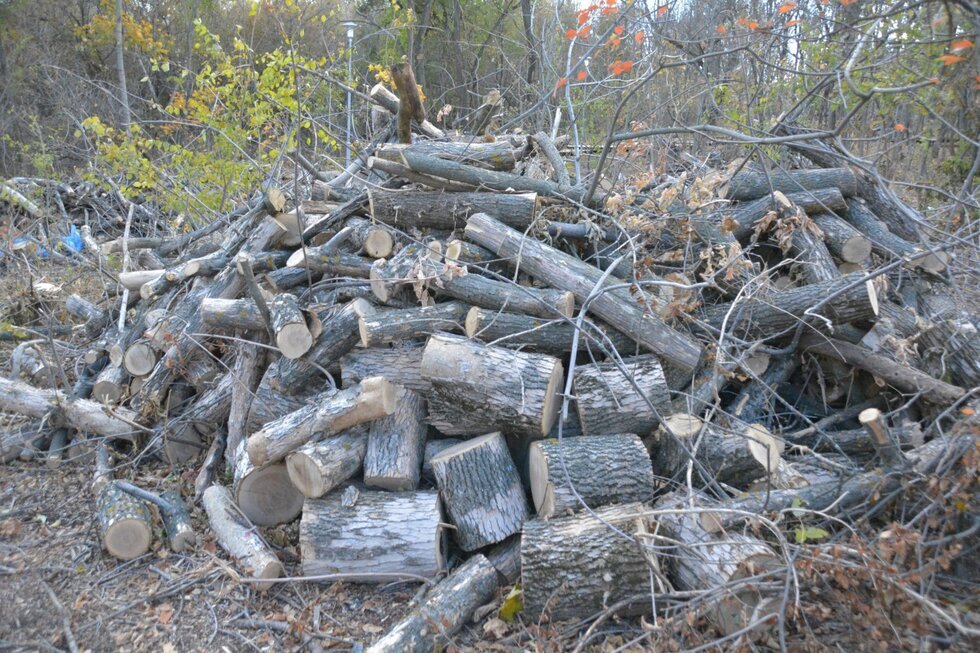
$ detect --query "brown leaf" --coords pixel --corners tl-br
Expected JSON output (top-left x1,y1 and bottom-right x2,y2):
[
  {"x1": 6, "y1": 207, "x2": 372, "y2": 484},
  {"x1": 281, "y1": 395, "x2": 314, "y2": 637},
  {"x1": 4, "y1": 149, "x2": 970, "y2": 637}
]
[
  {"x1": 157, "y1": 603, "x2": 174, "y2": 625},
  {"x1": 0, "y1": 518, "x2": 23, "y2": 538},
  {"x1": 483, "y1": 617, "x2": 509, "y2": 639}
]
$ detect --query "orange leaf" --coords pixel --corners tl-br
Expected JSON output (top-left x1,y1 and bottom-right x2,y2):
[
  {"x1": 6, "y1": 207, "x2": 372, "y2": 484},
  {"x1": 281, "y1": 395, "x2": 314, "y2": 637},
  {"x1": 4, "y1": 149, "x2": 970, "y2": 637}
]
[
  {"x1": 785, "y1": 19, "x2": 799, "y2": 27},
  {"x1": 950, "y1": 39, "x2": 974, "y2": 52},
  {"x1": 841, "y1": 0, "x2": 856, "y2": 5},
  {"x1": 578, "y1": 25, "x2": 591, "y2": 38},
  {"x1": 622, "y1": 60, "x2": 634, "y2": 72},
  {"x1": 614, "y1": 25, "x2": 624, "y2": 35},
  {"x1": 894, "y1": 123, "x2": 906, "y2": 132},
  {"x1": 961, "y1": 406, "x2": 975, "y2": 416},
  {"x1": 577, "y1": 70, "x2": 588, "y2": 81},
  {"x1": 606, "y1": 0, "x2": 616, "y2": 5},
  {"x1": 555, "y1": 77, "x2": 568, "y2": 91},
  {"x1": 657, "y1": 5, "x2": 668, "y2": 16},
  {"x1": 609, "y1": 36, "x2": 622, "y2": 47},
  {"x1": 747, "y1": 20, "x2": 759, "y2": 30},
  {"x1": 778, "y1": 3, "x2": 796, "y2": 14},
  {"x1": 565, "y1": 28, "x2": 577, "y2": 39},
  {"x1": 717, "y1": 24, "x2": 728, "y2": 34},
  {"x1": 578, "y1": 10, "x2": 590, "y2": 25},
  {"x1": 635, "y1": 31, "x2": 645, "y2": 44},
  {"x1": 602, "y1": 7, "x2": 618, "y2": 16},
  {"x1": 939, "y1": 54, "x2": 965, "y2": 65}
]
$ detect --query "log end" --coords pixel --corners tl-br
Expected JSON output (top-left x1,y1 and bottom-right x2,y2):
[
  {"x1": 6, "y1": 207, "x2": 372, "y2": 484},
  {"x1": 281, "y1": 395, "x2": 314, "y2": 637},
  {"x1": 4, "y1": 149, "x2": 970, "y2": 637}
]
[
  {"x1": 124, "y1": 342, "x2": 157, "y2": 377},
  {"x1": 463, "y1": 306, "x2": 481, "y2": 338},
  {"x1": 246, "y1": 433, "x2": 270, "y2": 467},
  {"x1": 104, "y1": 518, "x2": 153, "y2": 560},
  {"x1": 557, "y1": 291, "x2": 575, "y2": 318},
  {"x1": 745, "y1": 424, "x2": 783, "y2": 474},
  {"x1": 364, "y1": 229, "x2": 395, "y2": 259},
  {"x1": 236, "y1": 463, "x2": 305, "y2": 527},
  {"x1": 369, "y1": 260, "x2": 390, "y2": 302},
  {"x1": 356, "y1": 377, "x2": 398, "y2": 421},
  {"x1": 286, "y1": 249, "x2": 307, "y2": 268},
  {"x1": 286, "y1": 451, "x2": 325, "y2": 498},
  {"x1": 540, "y1": 360, "x2": 564, "y2": 437},
  {"x1": 276, "y1": 323, "x2": 314, "y2": 360},
  {"x1": 840, "y1": 235, "x2": 872, "y2": 263},
  {"x1": 915, "y1": 251, "x2": 948, "y2": 275},
  {"x1": 527, "y1": 442, "x2": 555, "y2": 519}
]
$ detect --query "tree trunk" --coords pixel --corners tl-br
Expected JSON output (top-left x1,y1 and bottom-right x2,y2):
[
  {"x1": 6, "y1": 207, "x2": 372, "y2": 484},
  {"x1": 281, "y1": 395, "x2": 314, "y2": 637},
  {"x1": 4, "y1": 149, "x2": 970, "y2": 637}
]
[
  {"x1": 430, "y1": 432, "x2": 528, "y2": 551},
  {"x1": 421, "y1": 333, "x2": 563, "y2": 438},
  {"x1": 465, "y1": 213, "x2": 702, "y2": 374},
  {"x1": 364, "y1": 387, "x2": 427, "y2": 491},
  {"x1": 114, "y1": 0, "x2": 132, "y2": 132},
  {"x1": 840, "y1": 201, "x2": 946, "y2": 273},
  {"x1": 521, "y1": 503, "x2": 653, "y2": 620},
  {"x1": 285, "y1": 427, "x2": 368, "y2": 498},
  {"x1": 92, "y1": 363, "x2": 128, "y2": 405},
  {"x1": 529, "y1": 434, "x2": 655, "y2": 518},
  {"x1": 344, "y1": 216, "x2": 396, "y2": 259},
  {"x1": 573, "y1": 354, "x2": 671, "y2": 437},
  {"x1": 300, "y1": 489, "x2": 445, "y2": 581},
  {"x1": 202, "y1": 484, "x2": 283, "y2": 589},
  {"x1": 375, "y1": 141, "x2": 523, "y2": 172}
]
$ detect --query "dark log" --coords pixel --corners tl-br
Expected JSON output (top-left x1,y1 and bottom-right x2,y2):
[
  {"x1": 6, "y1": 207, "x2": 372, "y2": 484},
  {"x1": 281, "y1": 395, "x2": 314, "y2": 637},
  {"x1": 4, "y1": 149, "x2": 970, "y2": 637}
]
[
  {"x1": 485, "y1": 535, "x2": 522, "y2": 584},
  {"x1": 782, "y1": 207, "x2": 841, "y2": 285},
  {"x1": 179, "y1": 372, "x2": 233, "y2": 437},
  {"x1": 194, "y1": 428, "x2": 227, "y2": 501},
  {"x1": 465, "y1": 307, "x2": 637, "y2": 356},
  {"x1": 364, "y1": 554, "x2": 498, "y2": 653},
  {"x1": 231, "y1": 439, "x2": 304, "y2": 527},
  {"x1": 96, "y1": 480, "x2": 153, "y2": 560},
  {"x1": 368, "y1": 155, "x2": 477, "y2": 192},
  {"x1": 243, "y1": 384, "x2": 311, "y2": 442},
  {"x1": 421, "y1": 333, "x2": 563, "y2": 438},
  {"x1": 654, "y1": 414, "x2": 782, "y2": 488},
  {"x1": 573, "y1": 354, "x2": 671, "y2": 437},
  {"x1": 810, "y1": 212, "x2": 872, "y2": 263},
  {"x1": 65, "y1": 294, "x2": 109, "y2": 337},
  {"x1": 465, "y1": 213, "x2": 703, "y2": 374},
  {"x1": 521, "y1": 503, "x2": 653, "y2": 620},
  {"x1": 359, "y1": 302, "x2": 469, "y2": 348},
  {"x1": 699, "y1": 273, "x2": 878, "y2": 339},
  {"x1": 368, "y1": 189, "x2": 539, "y2": 230},
  {"x1": 728, "y1": 354, "x2": 799, "y2": 425},
  {"x1": 202, "y1": 484, "x2": 283, "y2": 588},
  {"x1": 161, "y1": 382, "x2": 203, "y2": 464},
  {"x1": 340, "y1": 346, "x2": 430, "y2": 393},
  {"x1": 45, "y1": 428, "x2": 70, "y2": 469},
  {"x1": 364, "y1": 387, "x2": 427, "y2": 491},
  {"x1": 722, "y1": 167, "x2": 858, "y2": 201},
  {"x1": 375, "y1": 140, "x2": 521, "y2": 172},
  {"x1": 286, "y1": 426, "x2": 368, "y2": 498},
  {"x1": 430, "y1": 432, "x2": 529, "y2": 551},
  {"x1": 918, "y1": 289, "x2": 980, "y2": 388},
  {"x1": 800, "y1": 334, "x2": 965, "y2": 405},
  {"x1": 247, "y1": 377, "x2": 397, "y2": 466},
  {"x1": 300, "y1": 489, "x2": 445, "y2": 581},
  {"x1": 529, "y1": 434, "x2": 654, "y2": 518},
  {"x1": 719, "y1": 187, "x2": 847, "y2": 242},
  {"x1": 286, "y1": 248, "x2": 374, "y2": 278}
]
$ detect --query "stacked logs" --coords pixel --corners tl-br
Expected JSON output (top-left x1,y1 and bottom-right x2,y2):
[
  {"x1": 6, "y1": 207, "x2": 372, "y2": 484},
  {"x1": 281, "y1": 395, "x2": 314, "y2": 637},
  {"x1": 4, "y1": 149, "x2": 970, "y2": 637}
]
[{"x1": 1, "y1": 117, "x2": 974, "y2": 650}]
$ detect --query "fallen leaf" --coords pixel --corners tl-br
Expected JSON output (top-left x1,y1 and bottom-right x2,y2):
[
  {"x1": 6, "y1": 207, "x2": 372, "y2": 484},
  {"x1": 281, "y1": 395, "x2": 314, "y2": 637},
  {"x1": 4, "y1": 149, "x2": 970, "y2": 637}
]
[
  {"x1": 483, "y1": 617, "x2": 509, "y2": 639},
  {"x1": 939, "y1": 54, "x2": 965, "y2": 65},
  {"x1": 0, "y1": 519, "x2": 23, "y2": 538},
  {"x1": 157, "y1": 603, "x2": 174, "y2": 625},
  {"x1": 950, "y1": 39, "x2": 973, "y2": 52},
  {"x1": 498, "y1": 584, "x2": 524, "y2": 622}
]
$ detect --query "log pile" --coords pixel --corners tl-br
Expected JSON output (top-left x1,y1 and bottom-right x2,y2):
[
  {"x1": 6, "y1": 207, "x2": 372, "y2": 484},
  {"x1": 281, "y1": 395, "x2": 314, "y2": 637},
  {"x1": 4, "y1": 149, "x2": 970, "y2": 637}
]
[{"x1": 1, "y1": 103, "x2": 976, "y2": 649}]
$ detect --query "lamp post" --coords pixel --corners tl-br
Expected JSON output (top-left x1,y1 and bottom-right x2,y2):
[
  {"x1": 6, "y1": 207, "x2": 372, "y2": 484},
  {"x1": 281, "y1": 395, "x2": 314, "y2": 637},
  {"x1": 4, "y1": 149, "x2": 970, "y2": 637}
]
[{"x1": 341, "y1": 21, "x2": 357, "y2": 168}]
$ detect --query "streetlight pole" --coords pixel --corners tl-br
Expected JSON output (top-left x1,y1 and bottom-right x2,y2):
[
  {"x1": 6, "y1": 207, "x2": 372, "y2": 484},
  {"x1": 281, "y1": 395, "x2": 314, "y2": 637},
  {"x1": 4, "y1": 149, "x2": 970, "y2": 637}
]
[{"x1": 341, "y1": 21, "x2": 357, "y2": 169}]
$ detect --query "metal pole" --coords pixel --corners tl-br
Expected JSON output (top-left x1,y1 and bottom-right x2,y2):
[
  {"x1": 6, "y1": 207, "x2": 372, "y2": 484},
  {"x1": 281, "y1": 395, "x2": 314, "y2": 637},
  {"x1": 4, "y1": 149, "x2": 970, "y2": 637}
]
[{"x1": 345, "y1": 27, "x2": 354, "y2": 168}]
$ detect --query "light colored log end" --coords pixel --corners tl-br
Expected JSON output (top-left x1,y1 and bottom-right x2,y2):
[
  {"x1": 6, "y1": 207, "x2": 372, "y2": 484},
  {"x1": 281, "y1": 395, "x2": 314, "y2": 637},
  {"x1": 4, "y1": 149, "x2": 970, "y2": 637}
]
[
  {"x1": 364, "y1": 228, "x2": 395, "y2": 259},
  {"x1": 540, "y1": 361, "x2": 564, "y2": 437},
  {"x1": 464, "y1": 306, "x2": 482, "y2": 337},
  {"x1": 104, "y1": 518, "x2": 152, "y2": 560},
  {"x1": 557, "y1": 291, "x2": 575, "y2": 318},
  {"x1": 276, "y1": 323, "x2": 314, "y2": 360},
  {"x1": 745, "y1": 424, "x2": 783, "y2": 474},
  {"x1": 123, "y1": 342, "x2": 157, "y2": 377},
  {"x1": 236, "y1": 463, "x2": 304, "y2": 527},
  {"x1": 286, "y1": 249, "x2": 307, "y2": 268},
  {"x1": 840, "y1": 235, "x2": 872, "y2": 263}
]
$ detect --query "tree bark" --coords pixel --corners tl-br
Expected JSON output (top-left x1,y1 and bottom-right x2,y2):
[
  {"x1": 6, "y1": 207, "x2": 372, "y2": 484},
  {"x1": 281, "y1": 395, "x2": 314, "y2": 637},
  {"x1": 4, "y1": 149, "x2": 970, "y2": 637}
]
[
  {"x1": 722, "y1": 167, "x2": 857, "y2": 201},
  {"x1": 465, "y1": 307, "x2": 637, "y2": 356},
  {"x1": 268, "y1": 293, "x2": 313, "y2": 359},
  {"x1": 285, "y1": 427, "x2": 368, "y2": 498},
  {"x1": 202, "y1": 484, "x2": 283, "y2": 589},
  {"x1": 340, "y1": 346, "x2": 430, "y2": 393},
  {"x1": 573, "y1": 354, "x2": 671, "y2": 437},
  {"x1": 364, "y1": 387, "x2": 427, "y2": 491},
  {"x1": 97, "y1": 480, "x2": 152, "y2": 560},
  {"x1": 810, "y1": 212, "x2": 872, "y2": 263},
  {"x1": 359, "y1": 302, "x2": 469, "y2": 348},
  {"x1": 840, "y1": 201, "x2": 946, "y2": 273}
]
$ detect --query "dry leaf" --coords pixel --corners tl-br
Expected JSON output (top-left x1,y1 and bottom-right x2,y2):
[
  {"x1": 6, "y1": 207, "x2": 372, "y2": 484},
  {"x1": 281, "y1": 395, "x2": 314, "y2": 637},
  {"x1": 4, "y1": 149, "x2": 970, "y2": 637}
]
[
  {"x1": 483, "y1": 617, "x2": 509, "y2": 639},
  {"x1": 157, "y1": 603, "x2": 175, "y2": 625}
]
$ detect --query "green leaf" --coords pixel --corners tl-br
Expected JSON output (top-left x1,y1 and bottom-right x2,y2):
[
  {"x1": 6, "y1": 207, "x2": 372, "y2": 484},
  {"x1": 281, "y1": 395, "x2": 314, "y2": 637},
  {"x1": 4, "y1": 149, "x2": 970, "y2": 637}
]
[
  {"x1": 794, "y1": 526, "x2": 829, "y2": 544},
  {"x1": 498, "y1": 584, "x2": 523, "y2": 622}
]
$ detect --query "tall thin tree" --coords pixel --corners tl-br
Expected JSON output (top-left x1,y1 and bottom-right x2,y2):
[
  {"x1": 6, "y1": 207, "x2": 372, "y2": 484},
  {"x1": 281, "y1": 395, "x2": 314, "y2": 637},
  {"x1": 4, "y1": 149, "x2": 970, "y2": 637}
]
[{"x1": 115, "y1": 0, "x2": 132, "y2": 133}]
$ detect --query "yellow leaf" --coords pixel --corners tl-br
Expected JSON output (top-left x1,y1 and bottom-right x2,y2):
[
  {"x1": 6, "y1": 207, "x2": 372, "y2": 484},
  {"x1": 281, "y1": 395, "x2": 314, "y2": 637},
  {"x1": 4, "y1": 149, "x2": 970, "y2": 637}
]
[{"x1": 499, "y1": 585, "x2": 524, "y2": 622}]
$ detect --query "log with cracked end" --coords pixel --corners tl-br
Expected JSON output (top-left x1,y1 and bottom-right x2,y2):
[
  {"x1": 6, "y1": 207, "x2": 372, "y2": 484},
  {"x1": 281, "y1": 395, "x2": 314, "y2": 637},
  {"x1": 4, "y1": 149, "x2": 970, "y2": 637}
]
[
  {"x1": 202, "y1": 484, "x2": 283, "y2": 589},
  {"x1": 654, "y1": 414, "x2": 783, "y2": 488},
  {"x1": 430, "y1": 432, "x2": 529, "y2": 551},
  {"x1": 247, "y1": 376, "x2": 397, "y2": 466},
  {"x1": 299, "y1": 488, "x2": 445, "y2": 581},
  {"x1": 529, "y1": 434, "x2": 655, "y2": 519},
  {"x1": 421, "y1": 333, "x2": 563, "y2": 438}
]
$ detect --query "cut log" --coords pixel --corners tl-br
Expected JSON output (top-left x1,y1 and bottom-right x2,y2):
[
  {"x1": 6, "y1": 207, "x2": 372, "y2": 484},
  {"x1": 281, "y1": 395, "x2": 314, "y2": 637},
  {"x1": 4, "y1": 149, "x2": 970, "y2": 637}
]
[
  {"x1": 859, "y1": 407, "x2": 907, "y2": 467},
  {"x1": 364, "y1": 387, "x2": 427, "y2": 491},
  {"x1": 390, "y1": 61, "x2": 426, "y2": 144},
  {"x1": 430, "y1": 432, "x2": 529, "y2": 551},
  {"x1": 800, "y1": 334, "x2": 965, "y2": 405},
  {"x1": 729, "y1": 355, "x2": 799, "y2": 425},
  {"x1": 201, "y1": 485, "x2": 283, "y2": 589},
  {"x1": 300, "y1": 489, "x2": 445, "y2": 581},
  {"x1": 368, "y1": 82, "x2": 445, "y2": 140},
  {"x1": 179, "y1": 372, "x2": 232, "y2": 437},
  {"x1": 286, "y1": 427, "x2": 368, "y2": 498},
  {"x1": 654, "y1": 414, "x2": 783, "y2": 488},
  {"x1": 359, "y1": 302, "x2": 469, "y2": 348},
  {"x1": 181, "y1": 356, "x2": 221, "y2": 394},
  {"x1": 123, "y1": 340, "x2": 157, "y2": 377},
  {"x1": 369, "y1": 242, "x2": 440, "y2": 303},
  {"x1": 840, "y1": 201, "x2": 946, "y2": 273},
  {"x1": 918, "y1": 289, "x2": 980, "y2": 389},
  {"x1": 368, "y1": 189, "x2": 539, "y2": 230},
  {"x1": 65, "y1": 294, "x2": 109, "y2": 336},
  {"x1": 485, "y1": 535, "x2": 522, "y2": 584},
  {"x1": 376, "y1": 140, "x2": 522, "y2": 172},
  {"x1": 96, "y1": 480, "x2": 153, "y2": 561},
  {"x1": 657, "y1": 493, "x2": 780, "y2": 640},
  {"x1": 521, "y1": 503, "x2": 653, "y2": 620},
  {"x1": 782, "y1": 207, "x2": 840, "y2": 284},
  {"x1": 465, "y1": 212, "x2": 702, "y2": 374},
  {"x1": 529, "y1": 434, "x2": 655, "y2": 518},
  {"x1": 285, "y1": 248, "x2": 374, "y2": 278},
  {"x1": 0, "y1": 377, "x2": 139, "y2": 442},
  {"x1": 1, "y1": 422, "x2": 42, "y2": 463},
  {"x1": 465, "y1": 307, "x2": 637, "y2": 355},
  {"x1": 12, "y1": 344, "x2": 55, "y2": 386},
  {"x1": 200, "y1": 297, "x2": 266, "y2": 331},
  {"x1": 345, "y1": 216, "x2": 395, "y2": 259},
  {"x1": 231, "y1": 439, "x2": 304, "y2": 527},
  {"x1": 268, "y1": 293, "x2": 313, "y2": 359},
  {"x1": 421, "y1": 438, "x2": 462, "y2": 485},
  {"x1": 700, "y1": 273, "x2": 878, "y2": 339},
  {"x1": 421, "y1": 333, "x2": 563, "y2": 438},
  {"x1": 721, "y1": 167, "x2": 858, "y2": 201},
  {"x1": 365, "y1": 554, "x2": 498, "y2": 653},
  {"x1": 195, "y1": 428, "x2": 226, "y2": 501},
  {"x1": 340, "y1": 346, "x2": 429, "y2": 393},
  {"x1": 573, "y1": 354, "x2": 671, "y2": 437},
  {"x1": 118, "y1": 270, "x2": 163, "y2": 291},
  {"x1": 114, "y1": 482, "x2": 197, "y2": 552},
  {"x1": 810, "y1": 213, "x2": 872, "y2": 263},
  {"x1": 161, "y1": 383, "x2": 203, "y2": 464},
  {"x1": 719, "y1": 187, "x2": 848, "y2": 242},
  {"x1": 247, "y1": 376, "x2": 397, "y2": 466},
  {"x1": 92, "y1": 364, "x2": 128, "y2": 404},
  {"x1": 227, "y1": 338, "x2": 268, "y2": 461},
  {"x1": 418, "y1": 258, "x2": 574, "y2": 318}
]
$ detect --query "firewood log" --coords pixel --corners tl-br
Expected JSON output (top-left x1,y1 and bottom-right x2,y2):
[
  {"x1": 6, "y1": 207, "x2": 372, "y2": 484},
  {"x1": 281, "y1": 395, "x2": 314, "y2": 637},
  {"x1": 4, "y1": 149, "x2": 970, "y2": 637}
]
[
  {"x1": 1, "y1": 422, "x2": 43, "y2": 463},
  {"x1": 368, "y1": 189, "x2": 539, "y2": 230},
  {"x1": 573, "y1": 354, "x2": 671, "y2": 437},
  {"x1": 202, "y1": 484, "x2": 283, "y2": 589},
  {"x1": 227, "y1": 338, "x2": 268, "y2": 461},
  {"x1": 181, "y1": 356, "x2": 221, "y2": 394},
  {"x1": 529, "y1": 434, "x2": 655, "y2": 518},
  {"x1": 179, "y1": 372, "x2": 232, "y2": 437},
  {"x1": 654, "y1": 414, "x2": 783, "y2": 488},
  {"x1": 340, "y1": 346, "x2": 429, "y2": 393},
  {"x1": 485, "y1": 535, "x2": 522, "y2": 584},
  {"x1": 299, "y1": 489, "x2": 445, "y2": 581},
  {"x1": 368, "y1": 82, "x2": 445, "y2": 140},
  {"x1": 161, "y1": 383, "x2": 203, "y2": 464},
  {"x1": 286, "y1": 427, "x2": 368, "y2": 498},
  {"x1": 230, "y1": 440, "x2": 303, "y2": 527},
  {"x1": 359, "y1": 302, "x2": 469, "y2": 347},
  {"x1": 65, "y1": 294, "x2": 109, "y2": 336},
  {"x1": 369, "y1": 241, "x2": 441, "y2": 303},
  {"x1": 375, "y1": 140, "x2": 523, "y2": 172},
  {"x1": 717, "y1": 187, "x2": 847, "y2": 242},
  {"x1": 365, "y1": 555, "x2": 498, "y2": 653},
  {"x1": 421, "y1": 334, "x2": 563, "y2": 438},
  {"x1": 465, "y1": 307, "x2": 637, "y2": 355},
  {"x1": 247, "y1": 377, "x2": 396, "y2": 466},
  {"x1": 96, "y1": 480, "x2": 153, "y2": 560},
  {"x1": 810, "y1": 212, "x2": 872, "y2": 263},
  {"x1": 721, "y1": 167, "x2": 857, "y2": 201},
  {"x1": 421, "y1": 438, "x2": 462, "y2": 485},
  {"x1": 364, "y1": 387, "x2": 427, "y2": 490},
  {"x1": 268, "y1": 293, "x2": 313, "y2": 359},
  {"x1": 114, "y1": 482, "x2": 197, "y2": 552},
  {"x1": 92, "y1": 363, "x2": 128, "y2": 404},
  {"x1": 243, "y1": 384, "x2": 313, "y2": 436},
  {"x1": 122, "y1": 340, "x2": 157, "y2": 377},
  {"x1": 344, "y1": 216, "x2": 395, "y2": 259},
  {"x1": 430, "y1": 432, "x2": 528, "y2": 550},
  {"x1": 841, "y1": 201, "x2": 946, "y2": 273},
  {"x1": 521, "y1": 503, "x2": 654, "y2": 620},
  {"x1": 285, "y1": 248, "x2": 374, "y2": 277},
  {"x1": 465, "y1": 212, "x2": 702, "y2": 374}
]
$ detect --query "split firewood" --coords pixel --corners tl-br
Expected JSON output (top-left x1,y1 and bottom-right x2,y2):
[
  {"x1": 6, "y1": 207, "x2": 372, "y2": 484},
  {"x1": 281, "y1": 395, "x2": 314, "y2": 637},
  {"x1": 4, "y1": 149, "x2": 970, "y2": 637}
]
[{"x1": 300, "y1": 488, "x2": 445, "y2": 581}]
